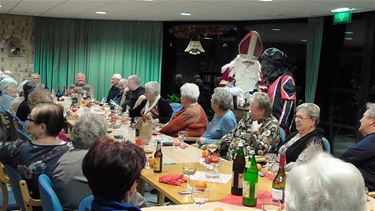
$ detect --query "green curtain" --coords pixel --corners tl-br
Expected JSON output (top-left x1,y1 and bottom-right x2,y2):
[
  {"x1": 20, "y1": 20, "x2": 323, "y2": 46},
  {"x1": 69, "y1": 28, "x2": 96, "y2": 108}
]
[
  {"x1": 305, "y1": 17, "x2": 324, "y2": 103},
  {"x1": 34, "y1": 17, "x2": 163, "y2": 100}
]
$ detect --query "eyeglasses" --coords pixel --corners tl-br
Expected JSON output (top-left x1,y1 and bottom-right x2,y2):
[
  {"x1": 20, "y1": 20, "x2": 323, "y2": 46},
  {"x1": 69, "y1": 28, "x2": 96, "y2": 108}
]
[
  {"x1": 26, "y1": 115, "x2": 34, "y2": 122},
  {"x1": 294, "y1": 115, "x2": 311, "y2": 120}
]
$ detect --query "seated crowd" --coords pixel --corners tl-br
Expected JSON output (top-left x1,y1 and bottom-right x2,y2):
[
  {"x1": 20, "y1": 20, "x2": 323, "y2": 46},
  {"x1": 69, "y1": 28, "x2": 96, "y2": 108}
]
[{"x1": 0, "y1": 71, "x2": 374, "y2": 210}]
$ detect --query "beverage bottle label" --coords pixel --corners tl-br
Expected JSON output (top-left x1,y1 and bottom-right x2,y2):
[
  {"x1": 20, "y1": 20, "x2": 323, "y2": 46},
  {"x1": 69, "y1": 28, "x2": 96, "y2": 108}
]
[
  {"x1": 272, "y1": 188, "x2": 283, "y2": 201},
  {"x1": 243, "y1": 181, "x2": 249, "y2": 198},
  {"x1": 154, "y1": 158, "x2": 161, "y2": 171},
  {"x1": 238, "y1": 173, "x2": 244, "y2": 189}
]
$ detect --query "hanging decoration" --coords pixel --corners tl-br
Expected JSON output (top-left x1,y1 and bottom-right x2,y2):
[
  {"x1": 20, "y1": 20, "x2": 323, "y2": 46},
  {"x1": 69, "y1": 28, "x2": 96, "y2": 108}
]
[{"x1": 184, "y1": 40, "x2": 205, "y2": 55}]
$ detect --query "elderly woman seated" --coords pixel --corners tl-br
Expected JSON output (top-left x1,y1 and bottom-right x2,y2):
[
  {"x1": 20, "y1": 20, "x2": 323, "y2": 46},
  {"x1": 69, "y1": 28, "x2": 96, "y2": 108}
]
[
  {"x1": 286, "y1": 152, "x2": 367, "y2": 211},
  {"x1": 82, "y1": 138, "x2": 146, "y2": 211},
  {"x1": 53, "y1": 112, "x2": 148, "y2": 210},
  {"x1": 216, "y1": 92, "x2": 279, "y2": 160},
  {"x1": 0, "y1": 102, "x2": 70, "y2": 198},
  {"x1": 198, "y1": 87, "x2": 237, "y2": 146},
  {"x1": 129, "y1": 81, "x2": 172, "y2": 124},
  {"x1": 275, "y1": 103, "x2": 325, "y2": 171},
  {"x1": 16, "y1": 80, "x2": 38, "y2": 121},
  {"x1": 0, "y1": 79, "x2": 17, "y2": 110},
  {"x1": 160, "y1": 83, "x2": 207, "y2": 137}
]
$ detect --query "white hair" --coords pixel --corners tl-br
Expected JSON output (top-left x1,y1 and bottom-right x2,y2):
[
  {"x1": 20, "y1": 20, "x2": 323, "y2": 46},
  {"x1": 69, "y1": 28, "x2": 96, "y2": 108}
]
[
  {"x1": 296, "y1": 103, "x2": 320, "y2": 125},
  {"x1": 145, "y1": 81, "x2": 160, "y2": 96},
  {"x1": 286, "y1": 152, "x2": 366, "y2": 211},
  {"x1": 365, "y1": 102, "x2": 375, "y2": 118},
  {"x1": 180, "y1": 83, "x2": 200, "y2": 102},
  {"x1": 128, "y1": 75, "x2": 140, "y2": 85},
  {"x1": 112, "y1": 74, "x2": 122, "y2": 80},
  {"x1": 0, "y1": 77, "x2": 17, "y2": 92}
]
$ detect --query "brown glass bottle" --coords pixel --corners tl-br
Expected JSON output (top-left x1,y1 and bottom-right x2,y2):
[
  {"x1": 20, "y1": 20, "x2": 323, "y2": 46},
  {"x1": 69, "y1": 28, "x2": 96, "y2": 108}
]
[
  {"x1": 153, "y1": 140, "x2": 163, "y2": 173},
  {"x1": 231, "y1": 141, "x2": 245, "y2": 195}
]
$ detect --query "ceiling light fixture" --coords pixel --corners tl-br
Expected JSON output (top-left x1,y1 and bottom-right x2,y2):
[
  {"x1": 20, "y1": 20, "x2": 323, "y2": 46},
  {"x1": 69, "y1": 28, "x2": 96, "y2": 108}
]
[
  {"x1": 345, "y1": 37, "x2": 353, "y2": 40},
  {"x1": 180, "y1": 12, "x2": 191, "y2": 16},
  {"x1": 345, "y1": 31, "x2": 354, "y2": 35},
  {"x1": 331, "y1": 7, "x2": 355, "y2": 13},
  {"x1": 96, "y1": 11, "x2": 107, "y2": 15},
  {"x1": 271, "y1": 28, "x2": 281, "y2": 31},
  {"x1": 144, "y1": 0, "x2": 154, "y2": 1},
  {"x1": 0, "y1": 5, "x2": 2, "y2": 7},
  {"x1": 301, "y1": 39, "x2": 307, "y2": 42}
]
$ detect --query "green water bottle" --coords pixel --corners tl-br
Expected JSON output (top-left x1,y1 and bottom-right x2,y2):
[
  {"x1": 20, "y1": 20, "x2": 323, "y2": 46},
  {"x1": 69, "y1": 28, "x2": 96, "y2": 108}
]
[{"x1": 242, "y1": 151, "x2": 258, "y2": 207}]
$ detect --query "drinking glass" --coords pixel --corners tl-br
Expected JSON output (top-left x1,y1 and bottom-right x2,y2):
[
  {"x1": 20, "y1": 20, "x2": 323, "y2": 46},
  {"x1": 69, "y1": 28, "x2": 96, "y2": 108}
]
[
  {"x1": 178, "y1": 130, "x2": 188, "y2": 144},
  {"x1": 173, "y1": 138, "x2": 181, "y2": 149},
  {"x1": 182, "y1": 163, "x2": 197, "y2": 192},
  {"x1": 262, "y1": 197, "x2": 281, "y2": 211},
  {"x1": 191, "y1": 188, "x2": 209, "y2": 207}
]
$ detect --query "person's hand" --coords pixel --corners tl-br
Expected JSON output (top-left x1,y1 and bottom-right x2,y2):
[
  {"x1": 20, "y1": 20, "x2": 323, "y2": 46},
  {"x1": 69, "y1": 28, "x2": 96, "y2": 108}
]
[
  {"x1": 251, "y1": 120, "x2": 262, "y2": 132},
  {"x1": 152, "y1": 118, "x2": 160, "y2": 125}
]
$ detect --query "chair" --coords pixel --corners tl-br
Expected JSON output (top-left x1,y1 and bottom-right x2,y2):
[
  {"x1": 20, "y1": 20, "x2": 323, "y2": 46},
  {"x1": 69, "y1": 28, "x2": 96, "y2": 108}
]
[
  {"x1": 279, "y1": 128, "x2": 286, "y2": 144},
  {"x1": 170, "y1": 103, "x2": 183, "y2": 116},
  {"x1": 4, "y1": 164, "x2": 42, "y2": 211},
  {"x1": 0, "y1": 162, "x2": 19, "y2": 211},
  {"x1": 322, "y1": 137, "x2": 331, "y2": 153},
  {"x1": 38, "y1": 174, "x2": 63, "y2": 211},
  {"x1": 78, "y1": 195, "x2": 93, "y2": 211}
]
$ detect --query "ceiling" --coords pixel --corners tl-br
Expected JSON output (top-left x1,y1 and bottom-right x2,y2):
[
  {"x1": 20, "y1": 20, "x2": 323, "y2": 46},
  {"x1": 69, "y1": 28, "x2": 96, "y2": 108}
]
[{"x1": 0, "y1": 0, "x2": 374, "y2": 21}]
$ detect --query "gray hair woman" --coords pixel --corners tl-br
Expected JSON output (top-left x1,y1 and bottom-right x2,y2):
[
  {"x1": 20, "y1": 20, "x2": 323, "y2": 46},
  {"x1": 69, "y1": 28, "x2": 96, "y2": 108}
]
[
  {"x1": 129, "y1": 81, "x2": 172, "y2": 124},
  {"x1": 279, "y1": 103, "x2": 325, "y2": 171},
  {"x1": 160, "y1": 83, "x2": 208, "y2": 137},
  {"x1": 286, "y1": 152, "x2": 366, "y2": 211},
  {"x1": 0, "y1": 80, "x2": 17, "y2": 110},
  {"x1": 72, "y1": 111, "x2": 108, "y2": 149},
  {"x1": 199, "y1": 88, "x2": 237, "y2": 145}
]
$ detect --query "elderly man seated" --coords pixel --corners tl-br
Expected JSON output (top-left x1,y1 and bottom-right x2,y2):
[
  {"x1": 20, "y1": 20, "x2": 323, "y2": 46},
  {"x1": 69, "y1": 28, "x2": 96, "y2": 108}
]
[
  {"x1": 106, "y1": 73, "x2": 122, "y2": 103},
  {"x1": 160, "y1": 83, "x2": 207, "y2": 137},
  {"x1": 53, "y1": 112, "x2": 148, "y2": 210},
  {"x1": 0, "y1": 79, "x2": 17, "y2": 110},
  {"x1": 286, "y1": 152, "x2": 367, "y2": 211},
  {"x1": 113, "y1": 79, "x2": 128, "y2": 106},
  {"x1": 68, "y1": 72, "x2": 93, "y2": 98},
  {"x1": 215, "y1": 92, "x2": 279, "y2": 160},
  {"x1": 122, "y1": 75, "x2": 145, "y2": 111}
]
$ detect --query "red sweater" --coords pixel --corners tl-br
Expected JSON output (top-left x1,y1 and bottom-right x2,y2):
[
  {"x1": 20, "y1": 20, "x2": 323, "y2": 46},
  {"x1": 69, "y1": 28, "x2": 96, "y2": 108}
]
[{"x1": 160, "y1": 103, "x2": 207, "y2": 137}]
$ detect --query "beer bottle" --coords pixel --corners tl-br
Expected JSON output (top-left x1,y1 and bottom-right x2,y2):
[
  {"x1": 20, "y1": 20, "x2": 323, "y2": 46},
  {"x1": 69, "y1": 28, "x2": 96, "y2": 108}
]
[
  {"x1": 231, "y1": 140, "x2": 245, "y2": 195},
  {"x1": 243, "y1": 151, "x2": 258, "y2": 207},
  {"x1": 272, "y1": 148, "x2": 286, "y2": 202},
  {"x1": 153, "y1": 140, "x2": 163, "y2": 173}
]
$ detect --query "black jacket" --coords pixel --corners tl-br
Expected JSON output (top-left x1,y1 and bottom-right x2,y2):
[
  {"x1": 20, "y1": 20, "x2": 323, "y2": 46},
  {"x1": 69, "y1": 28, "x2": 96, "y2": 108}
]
[
  {"x1": 129, "y1": 97, "x2": 172, "y2": 124},
  {"x1": 122, "y1": 86, "x2": 145, "y2": 110}
]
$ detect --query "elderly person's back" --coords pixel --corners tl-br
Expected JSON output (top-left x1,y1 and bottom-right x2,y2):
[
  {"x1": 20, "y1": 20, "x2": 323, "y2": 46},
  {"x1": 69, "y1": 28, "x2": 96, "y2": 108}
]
[
  {"x1": 10, "y1": 80, "x2": 28, "y2": 112},
  {"x1": 52, "y1": 112, "x2": 148, "y2": 210},
  {"x1": 216, "y1": 92, "x2": 279, "y2": 160},
  {"x1": 198, "y1": 87, "x2": 237, "y2": 146},
  {"x1": 286, "y1": 152, "x2": 367, "y2": 211},
  {"x1": 129, "y1": 81, "x2": 172, "y2": 124},
  {"x1": 16, "y1": 80, "x2": 37, "y2": 121},
  {"x1": 0, "y1": 103, "x2": 69, "y2": 198},
  {"x1": 160, "y1": 83, "x2": 207, "y2": 137}
]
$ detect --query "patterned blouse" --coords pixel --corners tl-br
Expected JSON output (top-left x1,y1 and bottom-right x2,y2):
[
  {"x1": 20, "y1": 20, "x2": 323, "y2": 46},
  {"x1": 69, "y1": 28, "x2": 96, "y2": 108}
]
[
  {"x1": 216, "y1": 112, "x2": 280, "y2": 160},
  {"x1": 0, "y1": 140, "x2": 70, "y2": 198}
]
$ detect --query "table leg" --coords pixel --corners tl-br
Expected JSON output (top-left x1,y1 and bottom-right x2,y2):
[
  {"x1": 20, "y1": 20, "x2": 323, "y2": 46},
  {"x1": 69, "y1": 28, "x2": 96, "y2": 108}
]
[
  {"x1": 137, "y1": 179, "x2": 145, "y2": 195},
  {"x1": 157, "y1": 191, "x2": 165, "y2": 206}
]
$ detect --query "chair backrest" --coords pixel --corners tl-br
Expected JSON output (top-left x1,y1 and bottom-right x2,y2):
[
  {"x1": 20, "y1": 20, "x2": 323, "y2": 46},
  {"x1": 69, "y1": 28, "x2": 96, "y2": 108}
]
[
  {"x1": 170, "y1": 103, "x2": 183, "y2": 116},
  {"x1": 279, "y1": 127, "x2": 286, "y2": 144},
  {"x1": 322, "y1": 137, "x2": 331, "y2": 153},
  {"x1": 38, "y1": 174, "x2": 63, "y2": 211},
  {"x1": 78, "y1": 195, "x2": 93, "y2": 211},
  {"x1": 0, "y1": 162, "x2": 19, "y2": 210},
  {"x1": 4, "y1": 164, "x2": 41, "y2": 211}
]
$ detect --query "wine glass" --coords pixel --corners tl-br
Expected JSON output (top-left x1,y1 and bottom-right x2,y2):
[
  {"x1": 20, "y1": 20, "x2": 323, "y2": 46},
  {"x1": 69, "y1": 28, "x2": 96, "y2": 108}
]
[
  {"x1": 144, "y1": 144, "x2": 154, "y2": 169},
  {"x1": 182, "y1": 163, "x2": 197, "y2": 192},
  {"x1": 262, "y1": 197, "x2": 281, "y2": 211},
  {"x1": 178, "y1": 130, "x2": 188, "y2": 145},
  {"x1": 191, "y1": 188, "x2": 209, "y2": 207}
]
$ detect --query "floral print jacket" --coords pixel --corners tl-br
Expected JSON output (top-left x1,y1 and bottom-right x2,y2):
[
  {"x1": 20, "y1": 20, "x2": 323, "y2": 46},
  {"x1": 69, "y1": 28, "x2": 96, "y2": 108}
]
[
  {"x1": 216, "y1": 113, "x2": 280, "y2": 160},
  {"x1": 0, "y1": 140, "x2": 70, "y2": 198}
]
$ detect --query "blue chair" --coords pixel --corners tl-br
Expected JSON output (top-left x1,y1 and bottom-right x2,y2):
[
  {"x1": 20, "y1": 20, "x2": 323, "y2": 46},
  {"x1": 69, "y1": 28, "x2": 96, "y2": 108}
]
[
  {"x1": 38, "y1": 174, "x2": 62, "y2": 211},
  {"x1": 170, "y1": 103, "x2": 183, "y2": 116},
  {"x1": 4, "y1": 164, "x2": 41, "y2": 211},
  {"x1": 279, "y1": 128, "x2": 286, "y2": 144},
  {"x1": 322, "y1": 137, "x2": 331, "y2": 153},
  {"x1": 0, "y1": 162, "x2": 19, "y2": 211},
  {"x1": 78, "y1": 195, "x2": 93, "y2": 211}
]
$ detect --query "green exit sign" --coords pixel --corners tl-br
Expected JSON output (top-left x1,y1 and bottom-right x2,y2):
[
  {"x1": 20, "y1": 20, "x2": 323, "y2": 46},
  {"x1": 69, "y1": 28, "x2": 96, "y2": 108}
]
[{"x1": 333, "y1": 11, "x2": 352, "y2": 25}]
